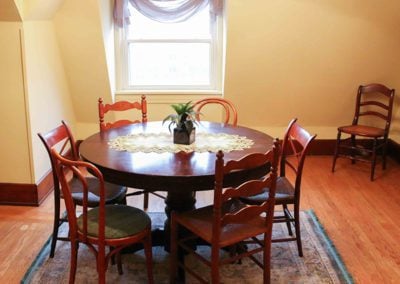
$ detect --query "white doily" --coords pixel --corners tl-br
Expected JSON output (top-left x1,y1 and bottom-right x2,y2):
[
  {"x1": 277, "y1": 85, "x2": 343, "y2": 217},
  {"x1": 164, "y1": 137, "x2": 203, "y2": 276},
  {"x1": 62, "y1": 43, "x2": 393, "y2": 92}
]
[{"x1": 108, "y1": 132, "x2": 254, "y2": 153}]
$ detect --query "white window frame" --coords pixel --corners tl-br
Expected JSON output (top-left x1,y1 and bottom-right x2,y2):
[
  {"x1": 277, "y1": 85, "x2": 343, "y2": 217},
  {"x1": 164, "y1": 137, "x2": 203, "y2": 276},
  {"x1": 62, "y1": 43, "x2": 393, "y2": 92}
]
[{"x1": 115, "y1": 6, "x2": 224, "y2": 94}]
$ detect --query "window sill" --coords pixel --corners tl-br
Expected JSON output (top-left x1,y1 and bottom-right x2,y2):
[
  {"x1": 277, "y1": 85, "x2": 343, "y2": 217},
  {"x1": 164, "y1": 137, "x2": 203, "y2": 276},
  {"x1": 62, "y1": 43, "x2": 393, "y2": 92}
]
[
  {"x1": 115, "y1": 90, "x2": 224, "y2": 103},
  {"x1": 115, "y1": 89, "x2": 223, "y2": 96}
]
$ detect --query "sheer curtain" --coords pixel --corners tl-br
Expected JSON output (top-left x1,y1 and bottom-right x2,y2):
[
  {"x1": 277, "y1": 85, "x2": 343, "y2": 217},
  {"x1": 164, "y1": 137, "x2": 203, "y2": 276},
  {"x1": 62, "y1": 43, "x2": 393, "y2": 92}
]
[{"x1": 114, "y1": 0, "x2": 223, "y2": 27}]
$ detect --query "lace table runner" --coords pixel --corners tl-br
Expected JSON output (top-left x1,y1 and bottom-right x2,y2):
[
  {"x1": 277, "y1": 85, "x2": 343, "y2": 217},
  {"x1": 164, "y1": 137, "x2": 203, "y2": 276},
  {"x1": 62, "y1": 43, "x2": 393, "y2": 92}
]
[{"x1": 108, "y1": 132, "x2": 254, "y2": 153}]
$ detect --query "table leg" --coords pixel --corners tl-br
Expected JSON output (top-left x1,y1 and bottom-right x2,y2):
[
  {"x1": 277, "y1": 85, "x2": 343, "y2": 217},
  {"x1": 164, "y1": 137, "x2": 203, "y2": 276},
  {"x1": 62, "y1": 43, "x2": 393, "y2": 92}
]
[
  {"x1": 122, "y1": 190, "x2": 197, "y2": 253},
  {"x1": 163, "y1": 189, "x2": 196, "y2": 251}
]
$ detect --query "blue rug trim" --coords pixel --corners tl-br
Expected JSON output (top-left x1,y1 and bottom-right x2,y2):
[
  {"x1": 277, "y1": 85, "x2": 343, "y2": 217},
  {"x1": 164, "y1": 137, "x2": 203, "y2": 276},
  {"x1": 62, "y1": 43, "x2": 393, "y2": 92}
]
[
  {"x1": 21, "y1": 210, "x2": 355, "y2": 283},
  {"x1": 306, "y1": 209, "x2": 354, "y2": 284},
  {"x1": 20, "y1": 233, "x2": 52, "y2": 284}
]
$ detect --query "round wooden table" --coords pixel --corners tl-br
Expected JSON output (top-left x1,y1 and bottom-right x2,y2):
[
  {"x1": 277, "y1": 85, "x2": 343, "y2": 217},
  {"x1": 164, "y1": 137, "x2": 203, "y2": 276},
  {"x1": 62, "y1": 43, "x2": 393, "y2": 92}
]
[
  {"x1": 80, "y1": 121, "x2": 273, "y2": 209},
  {"x1": 80, "y1": 121, "x2": 274, "y2": 248}
]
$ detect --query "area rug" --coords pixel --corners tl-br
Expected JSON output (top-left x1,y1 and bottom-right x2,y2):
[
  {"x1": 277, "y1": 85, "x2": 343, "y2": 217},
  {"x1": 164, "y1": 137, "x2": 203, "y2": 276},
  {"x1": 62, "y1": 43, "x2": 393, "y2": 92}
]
[{"x1": 22, "y1": 210, "x2": 353, "y2": 283}]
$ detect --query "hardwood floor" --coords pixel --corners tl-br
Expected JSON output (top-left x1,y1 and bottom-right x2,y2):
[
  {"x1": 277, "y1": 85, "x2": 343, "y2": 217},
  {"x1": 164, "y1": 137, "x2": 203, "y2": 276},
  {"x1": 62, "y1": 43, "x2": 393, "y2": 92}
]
[{"x1": 0, "y1": 156, "x2": 399, "y2": 283}]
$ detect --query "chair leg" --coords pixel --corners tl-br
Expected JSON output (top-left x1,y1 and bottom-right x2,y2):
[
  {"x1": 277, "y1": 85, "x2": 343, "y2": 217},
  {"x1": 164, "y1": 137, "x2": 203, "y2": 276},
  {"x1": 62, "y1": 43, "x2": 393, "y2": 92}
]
[
  {"x1": 211, "y1": 245, "x2": 220, "y2": 284},
  {"x1": 170, "y1": 213, "x2": 179, "y2": 283},
  {"x1": 143, "y1": 192, "x2": 149, "y2": 210},
  {"x1": 143, "y1": 234, "x2": 154, "y2": 284},
  {"x1": 69, "y1": 241, "x2": 78, "y2": 284},
  {"x1": 97, "y1": 247, "x2": 106, "y2": 284},
  {"x1": 382, "y1": 138, "x2": 388, "y2": 170},
  {"x1": 332, "y1": 131, "x2": 341, "y2": 172},
  {"x1": 50, "y1": 194, "x2": 61, "y2": 258},
  {"x1": 350, "y1": 134, "x2": 356, "y2": 164},
  {"x1": 282, "y1": 204, "x2": 293, "y2": 236},
  {"x1": 371, "y1": 138, "x2": 378, "y2": 181},
  {"x1": 294, "y1": 204, "x2": 303, "y2": 257},
  {"x1": 263, "y1": 232, "x2": 271, "y2": 284},
  {"x1": 116, "y1": 252, "x2": 123, "y2": 275}
]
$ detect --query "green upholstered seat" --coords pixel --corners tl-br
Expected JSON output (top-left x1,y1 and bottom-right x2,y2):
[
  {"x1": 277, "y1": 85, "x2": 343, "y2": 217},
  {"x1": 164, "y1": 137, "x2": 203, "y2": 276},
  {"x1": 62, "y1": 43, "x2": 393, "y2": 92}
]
[
  {"x1": 77, "y1": 205, "x2": 151, "y2": 239},
  {"x1": 69, "y1": 177, "x2": 127, "y2": 207},
  {"x1": 240, "y1": 177, "x2": 294, "y2": 205}
]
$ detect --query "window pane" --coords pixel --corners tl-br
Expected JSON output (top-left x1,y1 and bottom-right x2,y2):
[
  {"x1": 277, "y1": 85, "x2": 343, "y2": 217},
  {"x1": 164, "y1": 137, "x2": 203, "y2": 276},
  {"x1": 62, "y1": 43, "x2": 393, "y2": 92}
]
[
  {"x1": 128, "y1": 42, "x2": 210, "y2": 86},
  {"x1": 127, "y1": 5, "x2": 210, "y2": 40}
]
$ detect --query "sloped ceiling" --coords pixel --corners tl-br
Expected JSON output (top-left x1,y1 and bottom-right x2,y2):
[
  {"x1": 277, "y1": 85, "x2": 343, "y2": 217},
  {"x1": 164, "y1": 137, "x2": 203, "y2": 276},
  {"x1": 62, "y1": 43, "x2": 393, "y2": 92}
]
[
  {"x1": 24, "y1": 0, "x2": 64, "y2": 20},
  {"x1": 0, "y1": 0, "x2": 22, "y2": 21}
]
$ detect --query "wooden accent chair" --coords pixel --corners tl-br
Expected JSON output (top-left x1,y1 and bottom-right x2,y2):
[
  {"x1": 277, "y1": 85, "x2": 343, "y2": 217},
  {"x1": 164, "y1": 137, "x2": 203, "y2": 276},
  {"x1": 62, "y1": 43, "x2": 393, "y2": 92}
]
[
  {"x1": 240, "y1": 118, "x2": 316, "y2": 257},
  {"x1": 98, "y1": 95, "x2": 164, "y2": 209},
  {"x1": 38, "y1": 121, "x2": 127, "y2": 259},
  {"x1": 170, "y1": 139, "x2": 280, "y2": 284},
  {"x1": 98, "y1": 95, "x2": 148, "y2": 131},
  {"x1": 332, "y1": 83, "x2": 395, "y2": 181},
  {"x1": 193, "y1": 97, "x2": 238, "y2": 126},
  {"x1": 52, "y1": 149, "x2": 153, "y2": 284}
]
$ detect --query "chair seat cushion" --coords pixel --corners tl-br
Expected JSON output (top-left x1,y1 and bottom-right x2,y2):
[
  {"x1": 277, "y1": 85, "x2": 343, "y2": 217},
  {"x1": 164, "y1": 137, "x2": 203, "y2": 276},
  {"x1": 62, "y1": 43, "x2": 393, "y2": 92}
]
[
  {"x1": 67, "y1": 177, "x2": 127, "y2": 207},
  {"x1": 338, "y1": 124, "x2": 385, "y2": 137},
  {"x1": 77, "y1": 204, "x2": 151, "y2": 239},
  {"x1": 239, "y1": 177, "x2": 294, "y2": 205}
]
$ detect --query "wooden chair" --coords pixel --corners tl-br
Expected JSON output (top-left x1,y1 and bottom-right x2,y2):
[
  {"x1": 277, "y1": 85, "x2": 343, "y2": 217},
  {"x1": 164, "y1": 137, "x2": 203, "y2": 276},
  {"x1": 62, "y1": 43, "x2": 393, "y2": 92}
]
[
  {"x1": 52, "y1": 149, "x2": 153, "y2": 284},
  {"x1": 332, "y1": 83, "x2": 395, "y2": 181},
  {"x1": 98, "y1": 95, "x2": 148, "y2": 131},
  {"x1": 194, "y1": 97, "x2": 238, "y2": 126},
  {"x1": 99, "y1": 95, "x2": 147, "y2": 131},
  {"x1": 170, "y1": 139, "x2": 280, "y2": 284},
  {"x1": 240, "y1": 118, "x2": 316, "y2": 257},
  {"x1": 38, "y1": 121, "x2": 127, "y2": 259},
  {"x1": 98, "y1": 95, "x2": 164, "y2": 209}
]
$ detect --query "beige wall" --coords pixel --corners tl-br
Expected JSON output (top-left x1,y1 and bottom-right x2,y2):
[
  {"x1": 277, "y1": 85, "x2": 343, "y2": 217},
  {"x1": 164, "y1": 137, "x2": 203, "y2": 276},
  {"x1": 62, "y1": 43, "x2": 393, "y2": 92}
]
[
  {"x1": 54, "y1": 0, "x2": 113, "y2": 129},
  {"x1": 0, "y1": 22, "x2": 32, "y2": 183},
  {"x1": 223, "y1": 0, "x2": 400, "y2": 140},
  {"x1": 23, "y1": 20, "x2": 76, "y2": 183},
  {"x1": 0, "y1": 1, "x2": 75, "y2": 184},
  {"x1": 72, "y1": 0, "x2": 400, "y2": 141}
]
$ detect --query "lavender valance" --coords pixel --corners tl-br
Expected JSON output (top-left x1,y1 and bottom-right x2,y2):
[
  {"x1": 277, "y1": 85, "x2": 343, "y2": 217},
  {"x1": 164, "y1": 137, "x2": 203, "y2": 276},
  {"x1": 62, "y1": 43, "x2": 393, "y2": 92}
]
[{"x1": 114, "y1": 0, "x2": 223, "y2": 27}]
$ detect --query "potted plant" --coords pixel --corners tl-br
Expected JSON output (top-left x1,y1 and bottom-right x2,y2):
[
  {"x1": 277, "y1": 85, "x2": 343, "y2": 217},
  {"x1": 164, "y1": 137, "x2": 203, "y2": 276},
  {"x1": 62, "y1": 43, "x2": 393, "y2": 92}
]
[{"x1": 163, "y1": 101, "x2": 198, "y2": 145}]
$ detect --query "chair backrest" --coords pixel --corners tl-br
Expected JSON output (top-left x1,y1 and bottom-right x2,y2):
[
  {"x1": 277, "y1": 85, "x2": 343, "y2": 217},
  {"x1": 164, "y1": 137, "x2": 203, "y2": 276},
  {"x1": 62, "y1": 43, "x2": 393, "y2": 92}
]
[
  {"x1": 353, "y1": 83, "x2": 395, "y2": 136},
  {"x1": 212, "y1": 139, "x2": 280, "y2": 239},
  {"x1": 38, "y1": 121, "x2": 79, "y2": 199},
  {"x1": 194, "y1": 97, "x2": 238, "y2": 126},
  {"x1": 98, "y1": 95, "x2": 148, "y2": 131},
  {"x1": 280, "y1": 118, "x2": 316, "y2": 199},
  {"x1": 51, "y1": 149, "x2": 106, "y2": 244}
]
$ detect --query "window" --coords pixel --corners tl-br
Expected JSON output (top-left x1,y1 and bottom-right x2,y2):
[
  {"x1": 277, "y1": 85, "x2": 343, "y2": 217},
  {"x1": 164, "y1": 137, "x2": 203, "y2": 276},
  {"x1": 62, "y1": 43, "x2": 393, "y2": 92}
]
[{"x1": 116, "y1": 3, "x2": 223, "y2": 92}]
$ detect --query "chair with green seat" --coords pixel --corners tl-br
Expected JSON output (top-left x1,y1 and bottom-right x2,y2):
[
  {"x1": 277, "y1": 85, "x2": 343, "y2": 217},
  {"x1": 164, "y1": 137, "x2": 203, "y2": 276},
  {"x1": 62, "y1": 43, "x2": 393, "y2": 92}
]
[
  {"x1": 38, "y1": 120, "x2": 128, "y2": 259},
  {"x1": 52, "y1": 149, "x2": 153, "y2": 284},
  {"x1": 240, "y1": 118, "x2": 316, "y2": 257}
]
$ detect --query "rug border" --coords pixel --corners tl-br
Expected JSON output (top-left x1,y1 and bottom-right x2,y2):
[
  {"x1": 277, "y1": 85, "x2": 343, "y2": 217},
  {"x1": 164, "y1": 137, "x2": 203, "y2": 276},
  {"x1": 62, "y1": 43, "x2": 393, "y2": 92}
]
[
  {"x1": 306, "y1": 209, "x2": 354, "y2": 284},
  {"x1": 21, "y1": 210, "x2": 354, "y2": 283},
  {"x1": 20, "y1": 233, "x2": 52, "y2": 284}
]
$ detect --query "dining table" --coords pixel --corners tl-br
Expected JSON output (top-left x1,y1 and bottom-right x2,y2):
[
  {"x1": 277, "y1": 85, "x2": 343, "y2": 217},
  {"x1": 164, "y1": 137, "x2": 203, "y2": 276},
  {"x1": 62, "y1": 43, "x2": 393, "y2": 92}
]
[{"x1": 79, "y1": 121, "x2": 274, "y2": 248}]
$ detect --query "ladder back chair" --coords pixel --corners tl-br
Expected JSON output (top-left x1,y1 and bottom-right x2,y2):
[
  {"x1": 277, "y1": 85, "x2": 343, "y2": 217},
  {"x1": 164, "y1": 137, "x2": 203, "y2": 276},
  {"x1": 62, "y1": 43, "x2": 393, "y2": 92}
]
[
  {"x1": 98, "y1": 95, "x2": 165, "y2": 209},
  {"x1": 332, "y1": 83, "x2": 395, "y2": 181},
  {"x1": 240, "y1": 118, "x2": 316, "y2": 257},
  {"x1": 52, "y1": 149, "x2": 153, "y2": 284},
  {"x1": 194, "y1": 97, "x2": 238, "y2": 126},
  {"x1": 38, "y1": 121, "x2": 127, "y2": 259},
  {"x1": 98, "y1": 95, "x2": 147, "y2": 131},
  {"x1": 170, "y1": 139, "x2": 280, "y2": 284}
]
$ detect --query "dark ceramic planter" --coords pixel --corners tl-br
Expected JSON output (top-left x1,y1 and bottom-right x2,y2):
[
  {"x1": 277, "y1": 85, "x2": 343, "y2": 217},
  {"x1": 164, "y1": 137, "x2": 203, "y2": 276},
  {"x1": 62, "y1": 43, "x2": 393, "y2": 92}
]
[{"x1": 173, "y1": 127, "x2": 195, "y2": 145}]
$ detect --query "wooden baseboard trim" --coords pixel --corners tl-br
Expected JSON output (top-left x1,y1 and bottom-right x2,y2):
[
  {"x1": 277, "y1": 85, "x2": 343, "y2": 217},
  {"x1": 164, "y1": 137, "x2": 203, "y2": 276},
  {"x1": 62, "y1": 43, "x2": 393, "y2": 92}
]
[
  {"x1": 1, "y1": 139, "x2": 399, "y2": 206},
  {"x1": 308, "y1": 138, "x2": 400, "y2": 161},
  {"x1": 0, "y1": 170, "x2": 53, "y2": 206}
]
